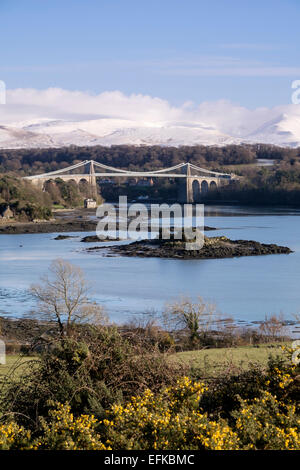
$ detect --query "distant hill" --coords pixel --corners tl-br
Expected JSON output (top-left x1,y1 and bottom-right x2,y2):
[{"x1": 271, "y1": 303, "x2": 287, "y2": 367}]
[{"x1": 0, "y1": 111, "x2": 300, "y2": 149}]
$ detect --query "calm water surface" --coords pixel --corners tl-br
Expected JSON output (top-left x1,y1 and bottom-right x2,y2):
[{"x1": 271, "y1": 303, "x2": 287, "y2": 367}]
[{"x1": 1, "y1": 205, "x2": 300, "y2": 325}]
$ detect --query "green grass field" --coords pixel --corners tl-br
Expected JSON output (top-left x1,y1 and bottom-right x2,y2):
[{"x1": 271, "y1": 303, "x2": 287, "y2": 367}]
[
  {"x1": 0, "y1": 355, "x2": 37, "y2": 382},
  {"x1": 170, "y1": 343, "x2": 287, "y2": 377},
  {"x1": 0, "y1": 343, "x2": 287, "y2": 383}
]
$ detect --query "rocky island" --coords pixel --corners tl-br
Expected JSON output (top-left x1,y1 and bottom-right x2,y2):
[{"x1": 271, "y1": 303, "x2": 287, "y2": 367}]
[{"x1": 84, "y1": 230, "x2": 292, "y2": 260}]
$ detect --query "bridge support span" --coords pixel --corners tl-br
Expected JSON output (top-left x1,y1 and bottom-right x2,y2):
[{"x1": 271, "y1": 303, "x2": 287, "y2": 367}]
[
  {"x1": 178, "y1": 163, "x2": 223, "y2": 203},
  {"x1": 23, "y1": 160, "x2": 235, "y2": 203}
]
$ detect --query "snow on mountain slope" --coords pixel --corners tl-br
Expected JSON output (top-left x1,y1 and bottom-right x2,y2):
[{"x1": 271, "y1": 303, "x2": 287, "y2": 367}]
[
  {"x1": 0, "y1": 125, "x2": 55, "y2": 148},
  {"x1": 0, "y1": 112, "x2": 299, "y2": 148},
  {"x1": 97, "y1": 124, "x2": 238, "y2": 146},
  {"x1": 246, "y1": 114, "x2": 300, "y2": 147}
]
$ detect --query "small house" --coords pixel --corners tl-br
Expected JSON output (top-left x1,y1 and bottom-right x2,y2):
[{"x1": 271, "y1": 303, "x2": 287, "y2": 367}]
[{"x1": 84, "y1": 198, "x2": 97, "y2": 209}]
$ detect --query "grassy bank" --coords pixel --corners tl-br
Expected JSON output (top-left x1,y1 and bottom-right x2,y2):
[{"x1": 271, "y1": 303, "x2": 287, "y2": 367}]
[
  {"x1": 170, "y1": 342, "x2": 287, "y2": 377},
  {"x1": 0, "y1": 342, "x2": 287, "y2": 381},
  {"x1": 0, "y1": 355, "x2": 37, "y2": 380}
]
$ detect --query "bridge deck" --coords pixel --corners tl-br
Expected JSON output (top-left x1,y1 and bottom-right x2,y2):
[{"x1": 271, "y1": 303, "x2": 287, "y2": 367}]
[
  {"x1": 25, "y1": 172, "x2": 229, "y2": 179},
  {"x1": 23, "y1": 160, "x2": 232, "y2": 180}
]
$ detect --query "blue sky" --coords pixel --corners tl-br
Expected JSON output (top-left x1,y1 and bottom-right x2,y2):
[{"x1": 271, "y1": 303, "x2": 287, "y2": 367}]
[{"x1": 0, "y1": 0, "x2": 300, "y2": 108}]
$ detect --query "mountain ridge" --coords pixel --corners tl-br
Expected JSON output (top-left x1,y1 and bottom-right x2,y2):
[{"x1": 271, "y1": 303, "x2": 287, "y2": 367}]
[{"x1": 0, "y1": 113, "x2": 299, "y2": 148}]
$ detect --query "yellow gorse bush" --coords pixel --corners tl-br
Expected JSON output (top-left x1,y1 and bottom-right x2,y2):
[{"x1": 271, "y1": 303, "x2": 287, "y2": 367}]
[
  {"x1": 0, "y1": 422, "x2": 31, "y2": 450},
  {"x1": 102, "y1": 373, "x2": 299, "y2": 450},
  {"x1": 35, "y1": 403, "x2": 110, "y2": 450},
  {"x1": 0, "y1": 359, "x2": 299, "y2": 451},
  {"x1": 102, "y1": 376, "x2": 240, "y2": 450},
  {"x1": 233, "y1": 391, "x2": 300, "y2": 450}
]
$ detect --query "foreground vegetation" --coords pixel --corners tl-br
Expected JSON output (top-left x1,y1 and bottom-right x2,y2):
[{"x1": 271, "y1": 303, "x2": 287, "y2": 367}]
[
  {"x1": 0, "y1": 260, "x2": 298, "y2": 450},
  {"x1": 0, "y1": 339, "x2": 299, "y2": 450},
  {"x1": 0, "y1": 342, "x2": 286, "y2": 381}
]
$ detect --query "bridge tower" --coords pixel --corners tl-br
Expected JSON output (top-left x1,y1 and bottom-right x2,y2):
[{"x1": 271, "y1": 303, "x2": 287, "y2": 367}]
[
  {"x1": 178, "y1": 163, "x2": 193, "y2": 203},
  {"x1": 88, "y1": 160, "x2": 97, "y2": 199}
]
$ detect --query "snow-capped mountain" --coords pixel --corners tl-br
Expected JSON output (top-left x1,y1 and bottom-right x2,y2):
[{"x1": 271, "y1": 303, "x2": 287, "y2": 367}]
[
  {"x1": 245, "y1": 113, "x2": 300, "y2": 148},
  {"x1": 0, "y1": 112, "x2": 299, "y2": 149}
]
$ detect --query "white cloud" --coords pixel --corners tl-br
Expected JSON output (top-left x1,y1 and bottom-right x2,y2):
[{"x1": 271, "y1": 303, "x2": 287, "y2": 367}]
[
  {"x1": 0, "y1": 87, "x2": 299, "y2": 141},
  {"x1": 2, "y1": 88, "x2": 184, "y2": 123}
]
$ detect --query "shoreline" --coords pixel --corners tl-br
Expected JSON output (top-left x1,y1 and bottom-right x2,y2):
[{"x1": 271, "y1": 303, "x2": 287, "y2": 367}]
[
  {"x1": 0, "y1": 209, "x2": 98, "y2": 234},
  {"x1": 0, "y1": 315, "x2": 297, "y2": 350},
  {"x1": 0, "y1": 206, "x2": 219, "y2": 235}
]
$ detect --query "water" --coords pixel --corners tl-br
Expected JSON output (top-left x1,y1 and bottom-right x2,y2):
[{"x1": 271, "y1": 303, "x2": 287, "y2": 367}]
[
  {"x1": 256, "y1": 159, "x2": 275, "y2": 167},
  {"x1": 0, "y1": 204, "x2": 300, "y2": 326}
]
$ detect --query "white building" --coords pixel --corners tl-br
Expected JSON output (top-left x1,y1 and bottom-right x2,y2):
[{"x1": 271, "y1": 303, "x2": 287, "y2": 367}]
[{"x1": 84, "y1": 199, "x2": 97, "y2": 209}]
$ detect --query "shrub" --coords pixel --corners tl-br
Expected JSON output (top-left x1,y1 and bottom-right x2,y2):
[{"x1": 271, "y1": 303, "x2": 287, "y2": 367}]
[
  {"x1": 197, "y1": 351, "x2": 299, "y2": 420},
  {"x1": 102, "y1": 377, "x2": 240, "y2": 450},
  {"x1": 233, "y1": 391, "x2": 300, "y2": 450},
  {"x1": 0, "y1": 422, "x2": 31, "y2": 450},
  {"x1": 0, "y1": 333, "x2": 298, "y2": 450},
  {"x1": 0, "y1": 369, "x2": 299, "y2": 450},
  {"x1": 1, "y1": 328, "x2": 185, "y2": 426},
  {"x1": 36, "y1": 403, "x2": 108, "y2": 450}
]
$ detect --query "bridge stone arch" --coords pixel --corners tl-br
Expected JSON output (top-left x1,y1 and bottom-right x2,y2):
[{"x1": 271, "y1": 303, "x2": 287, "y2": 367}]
[
  {"x1": 201, "y1": 180, "x2": 209, "y2": 194},
  {"x1": 192, "y1": 180, "x2": 201, "y2": 202},
  {"x1": 43, "y1": 178, "x2": 57, "y2": 192},
  {"x1": 78, "y1": 178, "x2": 91, "y2": 197},
  {"x1": 78, "y1": 177, "x2": 90, "y2": 185},
  {"x1": 180, "y1": 176, "x2": 222, "y2": 203},
  {"x1": 62, "y1": 178, "x2": 78, "y2": 186}
]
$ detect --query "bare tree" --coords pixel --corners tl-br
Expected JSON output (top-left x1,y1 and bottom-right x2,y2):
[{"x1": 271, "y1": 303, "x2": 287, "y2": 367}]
[
  {"x1": 293, "y1": 313, "x2": 300, "y2": 323},
  {"x1": 162, "y1": 296, "x2": 217, "y2": 344},
  {"x1": 259, "y1": 313, "x2": 286, "y2": 342},
  {"x1": 30, "y1": 259, "x2": 107, "y2": 338}
]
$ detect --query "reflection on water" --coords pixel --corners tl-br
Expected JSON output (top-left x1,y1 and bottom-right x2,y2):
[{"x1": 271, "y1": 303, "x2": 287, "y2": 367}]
[
  {"x1": 0, "y1": 204, "x2": 300, "y2": 326},
  {"x1": 204, "y1": 204, "x2": 300, "y2": 217}
]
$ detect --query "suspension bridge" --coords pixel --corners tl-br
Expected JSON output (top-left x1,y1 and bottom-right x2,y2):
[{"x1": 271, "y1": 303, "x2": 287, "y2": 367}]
[{"x1": 23, "y1": 160, "x2": 236, "y2": 203}]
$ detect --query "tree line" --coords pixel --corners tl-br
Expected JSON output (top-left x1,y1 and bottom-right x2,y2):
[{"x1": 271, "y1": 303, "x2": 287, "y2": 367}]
[
  {"x1": 0, "y1": 175, "x2": 99, "y2": 220},
  {"x1": 2, "y1": 144, "x2": 300, "y2": 207},
  {"x1": 2, "y1": 143, "x2": 298, "y2": 175}
]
